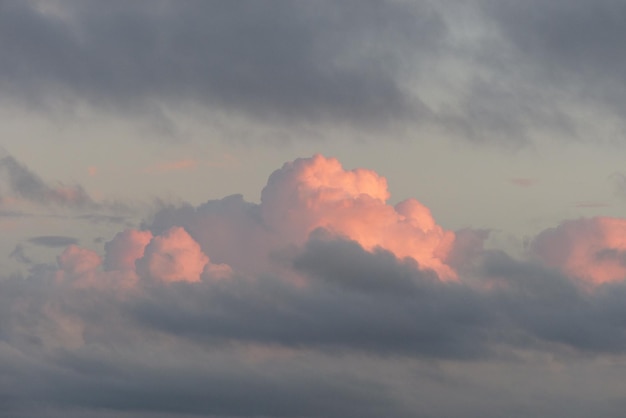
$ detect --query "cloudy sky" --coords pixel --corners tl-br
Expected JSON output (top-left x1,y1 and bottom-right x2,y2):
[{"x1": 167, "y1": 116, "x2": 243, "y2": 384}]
[{"x1": 3, "y1": 1, "x2": 626, "y2": 417}]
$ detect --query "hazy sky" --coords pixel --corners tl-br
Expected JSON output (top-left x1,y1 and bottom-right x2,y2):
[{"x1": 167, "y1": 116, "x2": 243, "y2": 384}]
[{"x1": 3, "y1": 1, "x2": 626, "y2": 417}]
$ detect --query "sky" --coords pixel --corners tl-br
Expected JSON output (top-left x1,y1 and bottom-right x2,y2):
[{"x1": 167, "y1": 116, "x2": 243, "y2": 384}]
[{"x1": 3, "y1": 1, "x2": 626, "y2": 417}]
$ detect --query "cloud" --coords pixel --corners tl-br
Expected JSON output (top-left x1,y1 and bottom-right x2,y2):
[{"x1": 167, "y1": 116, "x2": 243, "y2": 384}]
[
  {"x1": 136, "y1": 226, "x2": 229, "y2": 283},
  {"x1": 0, "y1": 0, "x2": 443, "y2": 129},
  {"x1": 532, "y1": 217, "x2": 626, "y2": 284},
  {"x1": 260, "y1": 155, "x2": 457, "y2": 279},
  {"x1": 4, "y1": 1, "x2": 626, "y2": 146},
  {"x1": 152, "y1": 155, "x2": 458, "y2": 279},
  {"x1": 103, "y1": 228, "x2": 153, "y2": 271},
  {"x1": 28, "y1": 235, "x2": 79, "y2": 247},
  {"x1": 9, "y1": 244, "x2": 32, "y2": 264},
  {"x1": 7, "y1": 155, "x2": 626, "y2": 416},
  {"x1": 0, "y1": 154, "x2": 95, "y2": 208},
  {"x1": 470, "y1": 0, "x2": 626, "y2": 143}
]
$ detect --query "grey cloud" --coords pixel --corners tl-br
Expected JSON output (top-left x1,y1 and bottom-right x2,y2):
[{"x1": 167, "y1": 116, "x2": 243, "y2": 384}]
[
  {"x1": 474, "y1": 0, "x2": 626, "y2": 140},
  {"x1": 0, "y1": 273, "x2": 410, "y2": 418},
  {"x1": 0, "y1": 0, "x2": 444, "y2": 128},
  {"x1": 3, "y1": 1, "x2": 626, "y2": 145},
  {"x1": 483, "y1": 250, "x2": 626, "y2": 352},
  {"x1": 9, "y1": 245, "x2": 32, "y2": 264},
  {"x1": 0, "y1": 155, "x2": 95, "y2": 208},
  {"x1": 0, "y1": 154, "x2": 138, "y2": 229},
  {"x1": 486, "y1": 0, "x2": 626, "y2": 88},
  {"x1": 6, "y1": 233, "x2": 626, "y2": 416},
  {"x1": 28, "y1": 235, "x2": 79, "y2": 248},
  {"x1": 6, "y1": 352, "x2": 403, "y2": 417}
]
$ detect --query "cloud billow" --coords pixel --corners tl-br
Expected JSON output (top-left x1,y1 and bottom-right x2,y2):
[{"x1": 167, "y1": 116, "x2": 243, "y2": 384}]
[{"x1": 5, "y1": 155, "x2": 626, "y2": 416}]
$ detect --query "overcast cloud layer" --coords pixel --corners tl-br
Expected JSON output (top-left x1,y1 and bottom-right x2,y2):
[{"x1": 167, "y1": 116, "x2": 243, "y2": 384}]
[{"x1": 3, "y1": 0, "x2": 626, "y2": 143}]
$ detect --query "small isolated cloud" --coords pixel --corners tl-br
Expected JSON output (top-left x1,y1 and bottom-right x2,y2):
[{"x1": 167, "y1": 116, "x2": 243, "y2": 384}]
[{"x1": 28, "y1": 235, "x2": 79, "y2": 248}]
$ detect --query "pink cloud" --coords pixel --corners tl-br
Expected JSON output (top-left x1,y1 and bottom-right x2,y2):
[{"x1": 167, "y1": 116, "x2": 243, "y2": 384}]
[
  {"x1": 52, "y1": 155, "x2": 486, "y2": 287},
  {"x1": 136, "y1": 227, "x2": 230, "y2": 283},
  {"x1": 56, "y1": 226, "x2": 231, "y2": 289},
  {"x1": 56, "y1": 245, "x2": 103, "y2": 286},
  {"x1": 104, "y1": 229, "x2": 154, "y2": 271},
  {"x1": 260, "y1": 155, "x2": 457, "y2": 279},
  {"x1": 532, "y1": 217, "x2": 626, "y2": 284}
]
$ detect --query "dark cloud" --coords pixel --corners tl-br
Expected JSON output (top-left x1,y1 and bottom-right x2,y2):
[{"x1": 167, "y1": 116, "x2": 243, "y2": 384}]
[
  {"x1": 472, "y1": 0, "x2": 626, "y2": 142},
  {"x1": 2, "y1": 1, "x2": 626, "y2": 145},
  {"x1": 0, "y1": 0, "x2": 444, "y2": 129},
  {"x1": 483, "y1": 250, "x2": 626, "y2": 352},
  {"x1": 28, "y1": 235, "x2": 79, "y2": 248},
  {"x1": 5, "y1": 231, "x2": 626, "y2": 416},
  {"x1": 127, "y1": 235, "x2": 626, "y2": 358},
  {"x1": 486, "y1": 0, "x2": 626, "y2": 89},
  {"x1": 133, "y1": 240, "x2": 493, "y2": 359}
]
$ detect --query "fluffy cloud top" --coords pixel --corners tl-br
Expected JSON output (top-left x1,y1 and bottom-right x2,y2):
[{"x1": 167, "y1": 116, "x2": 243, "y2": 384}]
[
  {"x1": 260, "y1": 155, "x2": 457, "y2": 279},
  {"x1": 533, "y1": 217, "x2": 626, "y2": 284}
]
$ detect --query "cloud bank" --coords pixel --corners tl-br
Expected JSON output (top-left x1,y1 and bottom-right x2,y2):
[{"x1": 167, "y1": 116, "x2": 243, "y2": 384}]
[
  {"x1": 4, "y1": 1, "x2": 626, "y2": 143},
  {"x1": 4, "y1": 155, "x2": 626, "y2": 417}
]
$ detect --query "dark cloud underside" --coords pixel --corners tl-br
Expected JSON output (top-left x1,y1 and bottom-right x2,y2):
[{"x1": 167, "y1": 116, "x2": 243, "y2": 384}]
[{"x1": 0, "y1": 0, "x2": 443, "y2": 127}]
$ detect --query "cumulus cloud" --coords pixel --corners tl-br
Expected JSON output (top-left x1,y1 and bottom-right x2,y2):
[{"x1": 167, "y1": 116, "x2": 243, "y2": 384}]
[
  {"x1": 137, "y1": 226, "x2": 221, "y2": 283},
  {"x1": 260, "y1": 155, "x2": 457, "y2": 278},
  {"x1": 532, "y1": 217, "x2": 626, "y2": 284},
  {"x1": 6, "y1": 155, "x2": 626, "y2": 417}
]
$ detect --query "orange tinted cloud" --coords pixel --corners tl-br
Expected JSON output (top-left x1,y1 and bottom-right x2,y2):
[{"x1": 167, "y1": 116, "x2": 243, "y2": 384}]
[
  {"x1": 57, "y1": 226, "x2": 231, "y2": 288},
  {"x1": 56, "y1": 244, "x2": 103, "y2": 286},
  {"x1": 104, "y1": 229, "x2": 154, "y2": 271},
  {"x1": 55, "y1": 155, "x2": 463, "y2": 286},
  {"x1": 532, "y1": 217, "x2": 626, "y2": 284},
  {"x1": 137, "y1": 227, "x2": 209, "y2": 283},
  {"x1": 261, "y1": 155, "x2": 457, "y2": 279}
]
